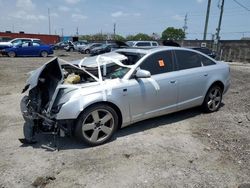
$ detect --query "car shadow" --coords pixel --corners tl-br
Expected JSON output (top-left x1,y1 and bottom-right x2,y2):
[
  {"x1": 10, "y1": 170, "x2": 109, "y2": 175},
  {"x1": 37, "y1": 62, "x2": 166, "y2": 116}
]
[{"x1": 19, "y1": 104, "x2": 224, "y2": 151}]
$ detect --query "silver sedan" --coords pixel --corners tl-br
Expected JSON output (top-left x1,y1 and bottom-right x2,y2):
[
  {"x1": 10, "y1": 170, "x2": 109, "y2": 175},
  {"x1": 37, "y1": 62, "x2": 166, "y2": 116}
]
[{"x1": 20, "y1": 47, "x2": 230, "y2": 146}]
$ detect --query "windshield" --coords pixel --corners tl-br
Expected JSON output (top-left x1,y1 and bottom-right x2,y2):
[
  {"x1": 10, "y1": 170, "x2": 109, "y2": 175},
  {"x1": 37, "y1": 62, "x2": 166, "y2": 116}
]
[{"x1": 74, "y1": 51, "x2": 145, "y2": 80}]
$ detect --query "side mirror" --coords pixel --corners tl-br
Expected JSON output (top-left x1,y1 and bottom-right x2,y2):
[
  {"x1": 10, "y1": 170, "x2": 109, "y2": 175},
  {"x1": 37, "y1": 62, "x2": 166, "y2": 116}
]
[{"x1": 135, "y1": 69, "x2": 151, "y2": 78}]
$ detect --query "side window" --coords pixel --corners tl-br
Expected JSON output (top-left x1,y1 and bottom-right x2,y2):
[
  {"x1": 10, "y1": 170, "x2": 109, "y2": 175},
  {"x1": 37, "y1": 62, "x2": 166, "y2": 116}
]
[
  {"x1": 175, "y1": 50, "x2": 202, "y2": 70},
  {"x1": 33, "y1": 40, "x2": 41, "y2": 44},
  {"x1": 21, "y1": 42, "x2": 29, "y2": 47},
  {"x1": 33, "y1": 42, "x2": 40, "y2": 46},
  {"x1": 22, "y1": 39, "x2": 31, "y2": 44},
  {"x1": 152, "y1": 42, "x2": 158, "y2": 46},
  {"x1": 12, "y1": 39, "x2": 22, "y2": 46},
  {"x1": 140, "y1": 51, "x2": 174, "y2": 75},
  {"x1": 200, "y1": 54, "x2": 216, "y2": 66},
  {"x1": 136, "y1": 42, "x2": 151, "y2": 47}
]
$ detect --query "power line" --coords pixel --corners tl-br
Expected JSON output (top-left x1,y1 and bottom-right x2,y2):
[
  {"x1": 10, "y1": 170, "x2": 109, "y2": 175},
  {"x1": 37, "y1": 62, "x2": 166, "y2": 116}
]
[{"x1": 232, "y1": 0, "x2": 250, "y2": 11}]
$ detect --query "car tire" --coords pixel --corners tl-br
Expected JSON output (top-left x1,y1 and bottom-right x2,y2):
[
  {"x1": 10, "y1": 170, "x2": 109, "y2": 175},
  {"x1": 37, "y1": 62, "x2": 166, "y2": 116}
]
[
  {"x1": 40, "y1": 51, "x2": 48, "y2": 57},
  {"x1": 85, "y1": 49, "x2": 90, "y2": 54},
  {"x1": 8, "y1": 51, "x2": 16, "y2": 58},
  {"x1": 75, "y1": 104, "x2": 118, "y2": 146},
  {"x1": 69, "y1": 48, "x2": 74, "y2": 52},
  {"x1": 202, "y1": 85, "x2": 222, "y2": 113}
]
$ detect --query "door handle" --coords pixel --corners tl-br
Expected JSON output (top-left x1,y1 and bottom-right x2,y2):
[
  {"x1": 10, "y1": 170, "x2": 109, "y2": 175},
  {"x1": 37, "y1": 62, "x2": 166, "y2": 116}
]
[
  {"x1": 170, "y1": 80, "x2": 176, "y2": 84},
  {"x1": 204, "y1": 73, "x2": 208, "y2": 77},
  {"x1": 123, "y1": 88, "x2": 127, "y2": 92}
]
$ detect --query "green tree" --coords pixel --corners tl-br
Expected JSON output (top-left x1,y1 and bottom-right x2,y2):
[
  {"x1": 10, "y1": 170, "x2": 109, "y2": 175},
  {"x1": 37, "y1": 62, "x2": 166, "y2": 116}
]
[
  {"x1": 134, "y1": 33, "x2": 153, "y2": 40},
  {"x1": 126, "y1": 35, "x2": 136, "y2": 40},
  {"x1": 79, "y1": 35, "x2": 93, "y2": 41},
  {"x1": 161, "y1": 27, "x2": 185, "y2": 40},
  {"x1": 114, "y1": 34, "x2": 125, "y2": 41},
  {"x1": 126, "y1": 33, "x2": 153, "y2": 41}
]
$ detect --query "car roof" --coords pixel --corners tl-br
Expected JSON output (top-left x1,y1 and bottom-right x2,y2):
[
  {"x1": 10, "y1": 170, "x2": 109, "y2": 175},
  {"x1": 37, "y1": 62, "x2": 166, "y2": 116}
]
[
  {"x1": 116, "y1": 46, "x2": 186, "y2": 54},
  {"x1": 127, "y1": 41, "x2": 158, "y2": 43},
  {"x1": 12, "y1": 38, "x2": 40, "y2": 40}
]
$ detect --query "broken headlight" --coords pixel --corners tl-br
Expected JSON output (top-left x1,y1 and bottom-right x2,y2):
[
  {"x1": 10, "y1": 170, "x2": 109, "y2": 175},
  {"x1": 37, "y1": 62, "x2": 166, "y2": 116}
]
[{"x1": 51, "y1": 88, "x2": 76, "y2": 114}]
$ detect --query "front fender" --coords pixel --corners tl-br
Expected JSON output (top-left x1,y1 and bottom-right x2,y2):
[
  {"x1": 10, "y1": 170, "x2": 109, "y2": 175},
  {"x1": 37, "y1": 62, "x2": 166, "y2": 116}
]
[{"x1": 55, "y1": 92, "x2": 104, "y2": 120}]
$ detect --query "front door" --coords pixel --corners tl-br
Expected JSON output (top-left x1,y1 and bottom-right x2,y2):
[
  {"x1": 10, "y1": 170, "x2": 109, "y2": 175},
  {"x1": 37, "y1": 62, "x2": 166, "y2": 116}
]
[{"x1": 127, "y1": 50, "x2": 178, "y2": 122}]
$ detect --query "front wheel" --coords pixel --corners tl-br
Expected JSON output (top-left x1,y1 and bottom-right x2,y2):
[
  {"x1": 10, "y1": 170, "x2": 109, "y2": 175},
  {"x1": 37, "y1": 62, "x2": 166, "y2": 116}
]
[
  {"x1": 202, "y1": 85, "x2": 222, "y2": 113},
  {"x1": 8, "y1": 51, "x2": 16, "y2": 57},
  {"x1": 75, "y1": 104, "x2": 118, "y2": 146}
]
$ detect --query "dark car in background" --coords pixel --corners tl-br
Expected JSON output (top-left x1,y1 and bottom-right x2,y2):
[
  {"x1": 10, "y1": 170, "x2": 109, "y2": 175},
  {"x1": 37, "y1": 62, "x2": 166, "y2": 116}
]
[
  {"x1": 1, "y1": 41, "x2": 53, "y2": 57},
  {"x1": 191, "y1": 47, "x2": 217, "y2": 59},
  {"x1": 90, "y1": 41, "x2": 129, "y2": 56},
  {"x1": 79, "y1": 43, "x2": 103, "y2": 54}
]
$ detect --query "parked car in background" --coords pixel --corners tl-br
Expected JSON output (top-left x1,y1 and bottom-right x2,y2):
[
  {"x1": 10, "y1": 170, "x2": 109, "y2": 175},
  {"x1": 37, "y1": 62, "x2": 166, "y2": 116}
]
[
  {"x1": 64, "y1": 41, "x2": 75, "y2": 52},
  {"x1": 90, "y1": 41, "x2": 129, "y2": 56},
  {"x1": 126, "y1": 41, "x2": 159, "y2": 48},
  {"x1": 74, "y1": 41, "x2": 88, "y2": 51},
  {"x1": 53, "y1": 41, "x2": 69, "y2": 50},
  {"x1": 20, "y1": 47, "x2": 230, "y2": 146},
  {"x1": 79, "y1": 43, "x2": 103, "y2": 54},
  {"x1": 1, "y1": 41, "x2": 53, "y2": 57},
  {"x1": 190, "y1": 47, "x2": 217, "y2": 59},
  {"x1": 64, "y1": 41, "x2": 88, "y2": 52},
  {"x1": 0, "y1": 38, "x2": 41, "y2": 50}
]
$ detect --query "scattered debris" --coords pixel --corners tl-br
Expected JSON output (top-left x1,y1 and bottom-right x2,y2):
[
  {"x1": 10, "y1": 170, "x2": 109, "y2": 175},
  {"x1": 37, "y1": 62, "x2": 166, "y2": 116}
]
[
  {"x1": 204, "y1": 147, "x2": 211, "y2": 151},
  {"x1": 188, "y1": 160, "x2": 193, "y2": 164},
  {"x1": 123, "y1": 154, "x2": 131, "y2": 159},
  {"x1": 31, "y1": 176, "x2": 56, "y2": 188}
]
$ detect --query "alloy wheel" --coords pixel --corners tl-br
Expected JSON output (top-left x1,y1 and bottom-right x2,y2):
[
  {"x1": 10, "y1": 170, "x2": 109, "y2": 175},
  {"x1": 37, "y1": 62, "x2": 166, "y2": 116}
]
[
  {"x1": 207, "y1": 87, "x2": 222, "y2": 111},
  {"x1": 82, "y1": 109, "x2": 114, "y2": 143}
]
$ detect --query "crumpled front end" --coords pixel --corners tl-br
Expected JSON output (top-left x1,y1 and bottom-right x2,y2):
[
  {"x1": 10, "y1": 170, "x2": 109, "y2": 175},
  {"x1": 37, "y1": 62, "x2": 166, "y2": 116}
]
[{"x1": 20, "y1": 57, "x2": 65, "y2": 143}]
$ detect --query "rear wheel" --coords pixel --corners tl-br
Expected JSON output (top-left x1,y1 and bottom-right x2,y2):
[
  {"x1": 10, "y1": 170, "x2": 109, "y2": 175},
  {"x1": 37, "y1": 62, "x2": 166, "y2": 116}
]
[
  {"x1": 85, "y1": 49, "x2": 90, "y2": 54},
  {"x1": 8, "y1": 51, "x2": 16, "y2": 57},
  {"x1": 75, "y1": 104, "x2": 118, "y2": 146},
  {"x1": 40, "y1": 51, "x2": 48, "y2": 57},
  {"x1": 203, "y1": 85, "x2": 222, "y2": 113}
]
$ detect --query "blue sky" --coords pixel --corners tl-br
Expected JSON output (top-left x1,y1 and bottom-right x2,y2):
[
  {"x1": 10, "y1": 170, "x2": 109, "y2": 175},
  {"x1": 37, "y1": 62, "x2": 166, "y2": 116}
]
[{"x1": 0, "y1": 0, "x2": 249, "y2": 39}]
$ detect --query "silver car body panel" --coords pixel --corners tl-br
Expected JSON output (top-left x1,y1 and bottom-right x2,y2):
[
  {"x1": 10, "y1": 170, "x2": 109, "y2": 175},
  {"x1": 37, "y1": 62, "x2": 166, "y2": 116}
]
[{"x1": 23, "y1": 47, "x2": 230, "y2": 128}]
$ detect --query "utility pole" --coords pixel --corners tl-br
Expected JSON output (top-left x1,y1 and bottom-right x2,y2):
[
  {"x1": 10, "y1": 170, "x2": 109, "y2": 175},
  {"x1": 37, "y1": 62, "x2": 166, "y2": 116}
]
[
  {"x1": 113, "y1": 23, "x2": 116, "y2": 40},
  {"x1": 183, "y1": 14, "x2": 188, "y2": 35},
  {"x1": 61, "y1": 28, "x2": 64, "y2": 37},
  {"x1": 215, "y1": 0, "x2": 225, "y2": 51},
  {"x1": 203, "y1": 0, "x2": 212, "y2": 40},
  {"x1": 76, "y1": 27, "x2": 79, "y2": 36},
  {"x1": 48, "y1": 8, "x2": 51, "y2": 35}
]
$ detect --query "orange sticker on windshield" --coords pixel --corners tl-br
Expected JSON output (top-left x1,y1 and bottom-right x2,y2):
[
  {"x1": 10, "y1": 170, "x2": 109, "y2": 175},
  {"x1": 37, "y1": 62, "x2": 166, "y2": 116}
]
[{"x1": 158, "y1": 59, "x2": 165, "y2": 67}]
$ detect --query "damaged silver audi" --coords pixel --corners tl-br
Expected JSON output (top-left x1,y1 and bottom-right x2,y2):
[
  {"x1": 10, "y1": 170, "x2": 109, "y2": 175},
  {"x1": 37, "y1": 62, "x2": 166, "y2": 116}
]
[{"x1": 20, "y1": 47, "x2": 230, "y2": 146}]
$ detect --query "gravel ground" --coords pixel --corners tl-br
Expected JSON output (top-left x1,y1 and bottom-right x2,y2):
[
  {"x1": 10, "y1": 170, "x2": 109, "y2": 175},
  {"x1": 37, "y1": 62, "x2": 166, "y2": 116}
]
[{"x1": 0, "y1": 51, "x2": 249, "y2": 188}]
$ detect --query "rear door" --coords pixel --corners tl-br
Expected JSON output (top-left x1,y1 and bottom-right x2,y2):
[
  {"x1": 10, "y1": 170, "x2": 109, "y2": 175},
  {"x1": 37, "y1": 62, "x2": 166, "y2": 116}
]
[{"x1": 174, "y1": 50, "x2": 208, "y2": 110}]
